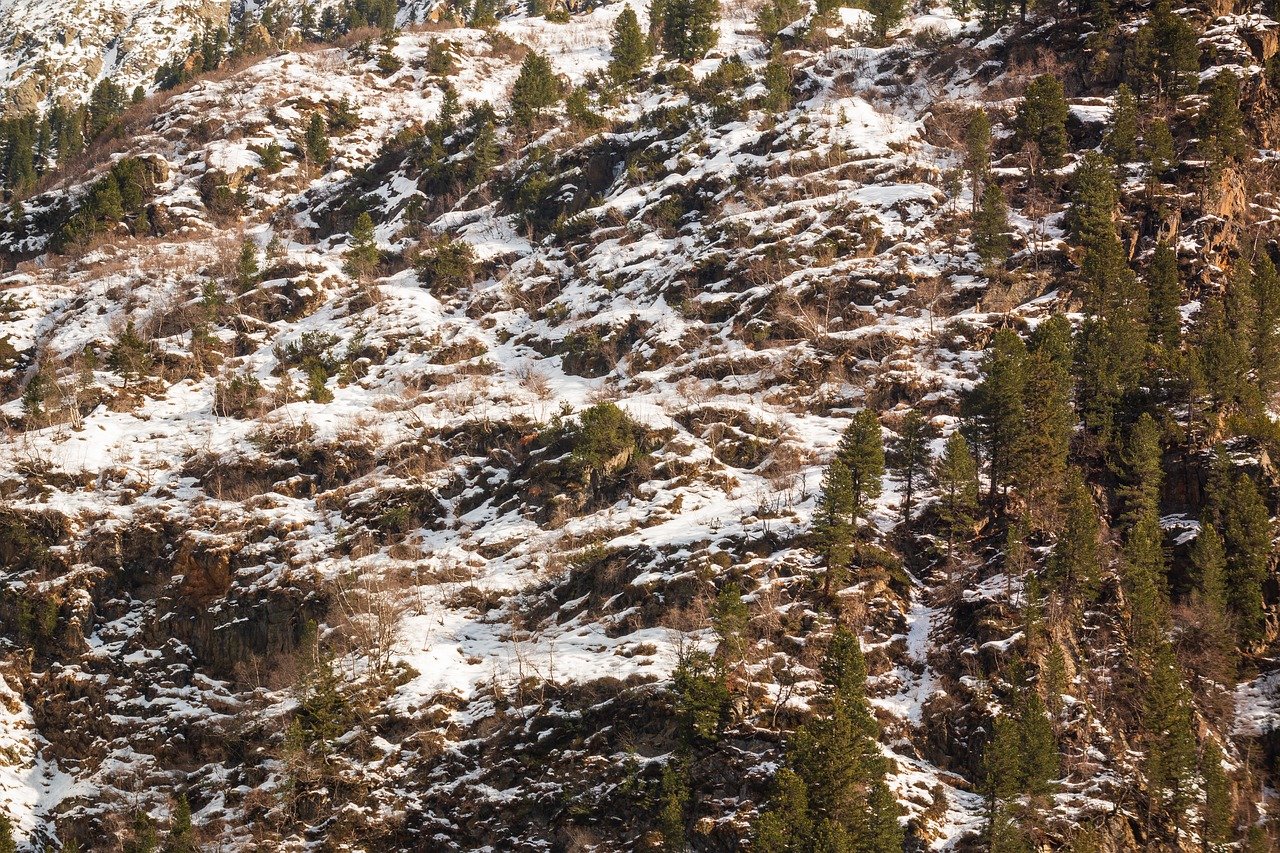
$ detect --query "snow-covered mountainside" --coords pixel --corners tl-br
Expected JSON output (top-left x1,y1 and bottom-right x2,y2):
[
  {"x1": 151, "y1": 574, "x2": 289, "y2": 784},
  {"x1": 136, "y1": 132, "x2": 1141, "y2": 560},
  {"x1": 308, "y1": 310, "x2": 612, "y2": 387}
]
[{"x1": 0, "y1": 0, "x2": 1277, "y2": 850}]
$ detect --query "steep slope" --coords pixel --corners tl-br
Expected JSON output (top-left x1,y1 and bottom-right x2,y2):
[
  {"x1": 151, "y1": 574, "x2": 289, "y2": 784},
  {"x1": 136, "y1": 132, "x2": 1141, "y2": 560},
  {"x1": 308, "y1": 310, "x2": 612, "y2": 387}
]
[{"x1": 0, "y1": 1, "x2": 1277, "y2": 852}]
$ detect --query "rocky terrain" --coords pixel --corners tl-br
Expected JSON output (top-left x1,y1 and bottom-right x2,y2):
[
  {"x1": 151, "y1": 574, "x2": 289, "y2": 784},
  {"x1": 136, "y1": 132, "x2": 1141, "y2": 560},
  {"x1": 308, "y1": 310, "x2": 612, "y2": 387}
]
[{"x1": 0, "y1": 0, "x2": 1277, "y2": 851}]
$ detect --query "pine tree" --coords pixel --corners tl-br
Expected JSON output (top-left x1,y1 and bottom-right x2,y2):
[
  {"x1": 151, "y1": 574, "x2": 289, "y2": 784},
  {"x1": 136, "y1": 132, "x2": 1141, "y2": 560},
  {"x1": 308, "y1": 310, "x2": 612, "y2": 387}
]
[
  {"x1": 964, "y1": 329, "x2": 1027, "y2": 506},
  {"x1": 934, "y1": 432, "x2": 979, "y2": 556},
  {"x1": 754, "y1": 768, "x2": 813, "y2": 852},
  {"x1": 814, "y1": 458, "x2": 854, "y2": 595},
  {"x1": 109, "y1": 322, "x2": 152, "y2": 389},
  {"x1": 1142, "y1": 644, "x2": 1197, "y2": 824},
  {"x1": 1130, "y1": 0, "x2": 1200, "y2": 99},
  {"x1": 235, "y1": 239, "x2": 260, "y2": 291},
  {"x1": 888, "y1": 409, "x2": 931, "y2": 527},
  {"x1": 0, "y1": 814, "x2": 14, "y2": 853},
  {"x1": 974, "y1": 182, "x2": 1010, "y2": 268},
  {"x1": 661, "y1": 0, "x2": 720, "y2": 62},
  {"x1": 1021, "y1": 314, "x2": 1074, "y2": 506},
  {"x1": 1199, "y1": 69, "x2": 1247, "y2": 164},
  {"x1": 658, "y1": 761, "x2": 690, "y2": 851},
  {"x1": 1253, "y1": 251, "x2": 1280, "y2": 397},
  {"x1": 304, "y1": 111, "x2": 330, "y2": 164},
  {"x1": 836, "y1": 409, "x2": 885, "y2": 529},
  {"x1": 1146, "y1": 241, "x2": 1181, "y2": 348},
  {"x1": 1222, "y1": 474, "x2": 1271, "y2": 646},
  {"x1": 964, "y1": 108, "x2": 991, "y2": 215},
  {"x1": 510, "y1": 51, "x2": 562, "y2": 132},
  {"x1": 761, "y1": 56, "x2": 792, "y2": 114},
  {"x1": 1115, "y1": 413, "x2": 1162, "y2": 532},
  {"x1": 166, "y1": 795, "x2": 196, "y2": 853},
  {"x1": 866, "y1": 0, "x2": 906, "y2": 42},
  {"x1": 1189, "y1": 516, "x2": 1230, "y2": 623},
  {"x1": 1015, "y1": 75, "x2": 1069, "y2": 172},
  {"x1": 1049, "y1": 471, "x2": 1101, "y2": 601},
  {"x1": 1201, "y1": 741, "x2": 1233, "y2": 852},
  {"x1": 713, "y1": 583, "x2": 750, "y2": 667},
  {"x1": 1104, "y1": 84, "x2": 1139, "y2": 164},
  {"x1": 1123, "y1": 511, "x2": 1170, "y2": 659},
  {"x1": 344, "y1": 212, "x2": 381, "y2": 279},
  {"x1": 1145, "y1": 117, "x2": 1175, "y2": 184},
  {"x1": 608, "y1": 5, "x2": 650, "y2": 83}
]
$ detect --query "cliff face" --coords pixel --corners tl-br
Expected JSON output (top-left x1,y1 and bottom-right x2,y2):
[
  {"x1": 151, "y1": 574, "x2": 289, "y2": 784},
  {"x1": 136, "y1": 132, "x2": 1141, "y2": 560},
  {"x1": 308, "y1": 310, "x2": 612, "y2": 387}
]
[{"x1": 0, "y1": 1, "x2": 1277, "y2": 851}]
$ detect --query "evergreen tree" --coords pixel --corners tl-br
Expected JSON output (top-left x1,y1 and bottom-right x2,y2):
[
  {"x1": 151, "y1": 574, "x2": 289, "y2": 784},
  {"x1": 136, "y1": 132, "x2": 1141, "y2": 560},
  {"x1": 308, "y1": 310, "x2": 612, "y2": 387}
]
[
  {"x1": 1129, "y1": 0, "x2": 1200, "y2": 99},
  {"x1": 1201, "y1": 741, "x2": 1233, "y2": 853},
  {"x1": 973, "y1": 182, "x2": 1010, "y2": 268},
  {"x1": 1015, "y1": 75, "x2": 1069, "y2": 172},
  {"x1": 1021, "y1": 315, "x2": 1074, "y2": 506},
  {"x1": 964, "y1": 329, "x2": 1027, "y2": 506},
  {"x1": 761, "y1": 56, "x2": 792, "y2": 114},
  {"x1": 672, "y1": 649, "x2": 728, "y2": 743},
  {"x1": 1253, "y1": 251, "x2": 1280, "y2": 397},
  {"x1": 755, "y1": 627, "x2": 902, "y2": 853},
  {"x1": 934, "y1": 432, "x2": 979, "y2": 556},
  {"x1": 1189, "y1": 517, "x2": 1228, "y2": 614},
  {"x1": 0, "y1": 814, "x2": 14, "y2": 853},
  {"x1": 661, "y1": 0, "x2": 720, "y2": 62},
  {"x1": 658, "y1": 761, "x2": 690, "y2": 851},
  {"x1": 1123, "y1": 511, "x2": 1170, "y2": 659},
  {"x1": 304, "y1": 111, "x2": 330, "y2": 164},
  {"x1": 866, "y1": 0, "x2": 906, "y2": 42},
  {"x1": 235, "y1": 239, "x2": 260, "y2": 291},
  {"x1": 1115, "y1": 413, "x2": 1162, "y2": 532},
  {"x1": 836, "y1": 409, "x2": 885, "y2": 529},
  {"x1": 608, "y1": 5, "x2": 650, "y2": 82},
  {"x1": 888, "y1": 409, "x2": 931, "y2": 526},
  {"x1": 1146, "y1": 241, "x2": 1181, "y2": 348},
  {"x1": 87, "y1": 78, "x2": 127, "y2": 139},
  {"x1": 964, "y1": 108, "x2": 991, "y2": 215},
  {"x1": 510, "y1": 51, "x2": 562, "y2": 132},
  {"x1": 1145, "y1": 117, "x2": 1175, "y2": 184},
  {"x1": 1199, "y1": 69, "x2": 1247, "y2": 164},
  {"x1": 1049, "y1": 471, "x2": 1101, "y2": 601},
  {"x1": 1221, "y1": 474, "x2": 1271, "y2": 646},
  {"x1": 1142, "y1": 644, "x2": 1197, "y2": 824},
  {"x1": 109, "y1": 322, "x2": 152, "y2": 389},
  {"x1": 814, "y1": 458, "x2": 854, "y2": 596},
  {"x1": 1103, "y1": 84, "x2": 1139, "y2": 164},
  {"x1": 344, "y1": 212, "x2": 381, "y2": 279},
  {"x1": 165, "y1": 795, "x2": 196, "y2": 853}
]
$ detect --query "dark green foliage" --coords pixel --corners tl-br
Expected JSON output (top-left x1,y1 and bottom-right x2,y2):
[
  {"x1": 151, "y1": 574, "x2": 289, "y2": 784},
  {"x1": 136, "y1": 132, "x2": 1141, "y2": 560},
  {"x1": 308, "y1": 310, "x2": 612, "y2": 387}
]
[
  {"x1": 672, "y1": 648, "x2": 728, "y2": 743},
  {"x1": 756, "y1": 0, "x2": 806, "y2": 40},
  {"x1": 1049, "y1": 471, "x2": 1101, "y2": 601},
  {"x1": 1015, "y1": 75, "x2": 1069, "y2": 171},
  {"x1": 1145, "y1": 118, "x2": 1175, "y2": 182},
  {"x1": 569, "y1": 402, "x2": 640, "y2": 468},
  {"x1": 343, "y1": 212, "x2": 381, "y2": 279},
  {"x1": 964, "y1": 108, "x2": 991, "y2": 214},
  {"x1": 1123, "y1": 511, "x2": 1170, "y2": 659},
  {"x1": 660, "y1": 0, "x2": 720, "y2": 62},
  {"x1": 510, "y1": 52, "x2": 562, "y2": 132},
  {"x1": 813, "y1": 458, "x2": 855, "y2": 594},
  {"x1": 754, "y1": 628, "x2": 902, "y2": 853},
  {"x1": 1128, "y1": 0, "x2": 1200, "y2": 99},
  {"x1": 235, "y1": 240, "x2": 260, "y2": 291},
  {"x1": 1142, "y1": 644, "x2": 1197, "y2": 823},
  {"x1": 1194, "y1": 265, "x2": 1259, "y2": 416},
  {"x1": 1253, "y1": 252, "x2": 1280, "y2": 396},
  {"x1": 165, "y1": 795, "x2": 196, "y2": 853},
  {"x1": 1021, "y1": 315, "x2": 1074, "y2": 505},
  {"x1": 865, "y1": 0, "x2": 907, "y2": 42},
  {"x1": 836, "y1": 409, "x2": 885, "y2": 527},
  {"x1": 1201, "y1": 741, "x2": 1232, "y2": 851},
  {"x1": 88, "y1": 78, "x2": 127, "y2": 139},
  {"x1": 963, "y1": 329, "x2": 1027, "y2": 505},
  {"x1": 304, "y1": 111, "x2": 330, "y2": 164},
  {"x1": 1114, "y1": 413, "x2": 1162, "y2": 532},
  {"x1": 1146, "y1": 242, "x2": 1181, "y2": 348},
  {"x1": 609, "y1": 5, "x2": 650, "y2": 82},
  {"x1": 1221, "y1": 474, "x2": 1271, "y2": 645},
  {"x1": 1104, "y1": 84, "x2": 1139, "y2": 165},
  {"x1": 658, "y1": 761, "x2": 690, "y2": 851},
  {"x1": 415, "y1": 237, "x2": 477, "y2": 295},
  {"x1": 888, "y1": 409, "x2": 931, "y2": 525},
  {"x1": 713, "y1": 583, "x2": 750, "y2": 665},
  {"x1": 761, "y1": 57, "x2": 793, "y2": 113},
  {"x1": 1199, "y1": 69, "x2": 1247, "y2": 164},
  {"x1": 109, "y1": 322, "x2": 153, "y2": 389},
  {"x1": 973, "y1": 182, "x2": 1010, "y2": 267},
  {"x1": 934, "y1": 432, "x2": 979, "y2": 555}
]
